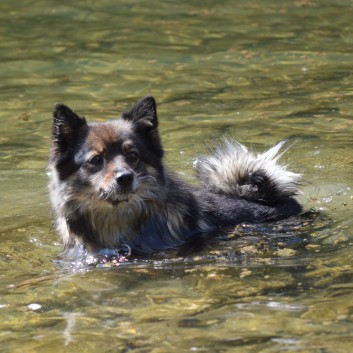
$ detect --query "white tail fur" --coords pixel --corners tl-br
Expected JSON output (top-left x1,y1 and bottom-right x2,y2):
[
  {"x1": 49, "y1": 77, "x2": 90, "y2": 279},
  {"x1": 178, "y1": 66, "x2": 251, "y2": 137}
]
[{"x1": 195, "y1": 138, "x2": 301, "y2": 202}]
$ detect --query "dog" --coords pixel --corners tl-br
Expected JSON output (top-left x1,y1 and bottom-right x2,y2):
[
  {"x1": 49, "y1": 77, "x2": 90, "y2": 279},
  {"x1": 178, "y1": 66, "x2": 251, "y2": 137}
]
[{"x1": 48, "y1": 96, "x2": 302, "y2": 256}]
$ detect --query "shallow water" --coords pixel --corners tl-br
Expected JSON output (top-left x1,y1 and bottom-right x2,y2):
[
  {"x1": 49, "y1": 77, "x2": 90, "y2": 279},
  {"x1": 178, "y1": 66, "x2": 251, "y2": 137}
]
[{"x1": 0, "y1": 0, "x2": 353, "y2": 352}]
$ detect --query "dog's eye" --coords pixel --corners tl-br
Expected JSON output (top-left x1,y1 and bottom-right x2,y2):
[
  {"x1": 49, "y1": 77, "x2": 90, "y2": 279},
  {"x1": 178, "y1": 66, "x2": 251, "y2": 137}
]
[
  {"x1": 88, "y1": 155, "x2": 104, "y2": 166},
  {"x1": 126, "y1": 151, "x2": 139, "y2": 162}
]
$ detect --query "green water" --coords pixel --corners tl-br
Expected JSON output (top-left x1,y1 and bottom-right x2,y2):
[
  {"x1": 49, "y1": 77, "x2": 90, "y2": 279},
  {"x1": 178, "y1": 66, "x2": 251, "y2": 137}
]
[{"x1": 0, "y1": 0, "x2": 353, "y2": 352}]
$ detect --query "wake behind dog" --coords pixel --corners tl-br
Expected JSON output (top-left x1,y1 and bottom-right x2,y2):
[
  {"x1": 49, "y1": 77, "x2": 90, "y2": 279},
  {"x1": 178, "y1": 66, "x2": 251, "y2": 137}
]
[{"x1": 48, "y1": 96, "x2": 302, "y2": 256}]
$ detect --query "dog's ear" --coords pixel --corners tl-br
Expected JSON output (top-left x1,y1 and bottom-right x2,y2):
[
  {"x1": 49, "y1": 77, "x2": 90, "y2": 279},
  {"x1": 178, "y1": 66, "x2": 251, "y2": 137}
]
[
  {"x1": 122, "y1": 96, "x2": 163, "y2": 158},
  {"x1": 52, "y1": 104, "x2": 87, "y2": 150},
  {"x1": 122, "y1": 96, "x2": 158, "y2": 131}
]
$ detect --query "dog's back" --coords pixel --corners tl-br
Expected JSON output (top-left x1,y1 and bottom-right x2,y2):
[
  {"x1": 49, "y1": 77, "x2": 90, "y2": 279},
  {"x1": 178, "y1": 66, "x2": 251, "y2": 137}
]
[{"x1": 48, "y1": 96, "x2": 302, "y2": 255}]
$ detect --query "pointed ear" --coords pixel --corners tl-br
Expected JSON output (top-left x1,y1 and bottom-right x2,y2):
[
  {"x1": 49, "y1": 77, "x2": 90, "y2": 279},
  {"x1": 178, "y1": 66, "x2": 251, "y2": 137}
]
[
  {"x1": 122, "y1": 96, "x2": 158, "y2": 130},
  {"x1": 122, "y1": 96, "x2": 163, "y2": 158},
  {"x1": 52, "y1": 104, "x2": 87, "y2": 150}
]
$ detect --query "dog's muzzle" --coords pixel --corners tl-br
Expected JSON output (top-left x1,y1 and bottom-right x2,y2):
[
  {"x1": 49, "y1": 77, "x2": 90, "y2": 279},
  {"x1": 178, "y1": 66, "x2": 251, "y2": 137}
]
[{"x1": 98, "y1": 169, "x2": 136, "y2": 204}]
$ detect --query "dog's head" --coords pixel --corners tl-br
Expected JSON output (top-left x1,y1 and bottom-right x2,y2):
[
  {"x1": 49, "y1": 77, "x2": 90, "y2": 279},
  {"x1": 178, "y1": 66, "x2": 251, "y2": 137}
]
[{"x1": 50, "y1": 96, "x2": 165, "y2": 207}]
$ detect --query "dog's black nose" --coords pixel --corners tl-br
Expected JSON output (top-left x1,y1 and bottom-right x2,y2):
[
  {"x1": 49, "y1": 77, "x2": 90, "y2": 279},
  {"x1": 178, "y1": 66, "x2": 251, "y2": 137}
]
[{"x1": 116, "y1": 170, "x2": 134, "y2": 188}]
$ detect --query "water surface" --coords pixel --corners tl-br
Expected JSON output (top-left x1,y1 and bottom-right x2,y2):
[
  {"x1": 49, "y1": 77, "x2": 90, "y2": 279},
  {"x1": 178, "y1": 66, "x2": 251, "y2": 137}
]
[{"x1": 0, "y1": 1, "x2": 353, "y2": 352}]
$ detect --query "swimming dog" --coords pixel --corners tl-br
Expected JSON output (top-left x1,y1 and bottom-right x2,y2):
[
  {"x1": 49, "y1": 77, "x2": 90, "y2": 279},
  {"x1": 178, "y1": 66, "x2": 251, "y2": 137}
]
[{"x1": 48, "y1": 96, "x2": 302, "y2": 255}]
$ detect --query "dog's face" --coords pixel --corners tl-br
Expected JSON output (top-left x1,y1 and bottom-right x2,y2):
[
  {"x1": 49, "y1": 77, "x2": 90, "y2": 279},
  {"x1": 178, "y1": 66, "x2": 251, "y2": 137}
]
[{"x1": 50, "y1": 96, "x2": 165, "y2": 208}]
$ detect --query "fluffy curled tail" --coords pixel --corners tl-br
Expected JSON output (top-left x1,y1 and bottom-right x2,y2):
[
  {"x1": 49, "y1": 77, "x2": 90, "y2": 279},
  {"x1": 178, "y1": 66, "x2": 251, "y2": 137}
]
[{"x1": 195, "y1": 138, "x2": 301, "y2": 203}]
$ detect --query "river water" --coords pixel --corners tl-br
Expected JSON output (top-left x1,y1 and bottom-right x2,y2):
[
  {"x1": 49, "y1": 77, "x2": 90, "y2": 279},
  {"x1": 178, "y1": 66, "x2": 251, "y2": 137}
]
[{"x1": 0, "y1": 1, "x2": 352, "y2": 352}]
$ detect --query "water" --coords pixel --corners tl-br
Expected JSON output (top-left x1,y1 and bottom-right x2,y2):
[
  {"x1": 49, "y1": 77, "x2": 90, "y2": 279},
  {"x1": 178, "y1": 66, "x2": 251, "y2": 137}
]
[{"x1": 0, "y1": 0, "x2": 352, "y2": 352}]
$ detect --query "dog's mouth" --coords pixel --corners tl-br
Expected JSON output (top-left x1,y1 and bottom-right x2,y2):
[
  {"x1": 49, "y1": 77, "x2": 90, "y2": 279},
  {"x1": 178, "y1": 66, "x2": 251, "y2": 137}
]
[
  {"x1": 99, "y1": 190, "x2": 133, "y2": 205},
  {"x1": 98, "y1": 170, "x2": 140, "y2": 205},
  {"x1": 109, "y1": 196, "x2": 131, "y2": 205}
]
